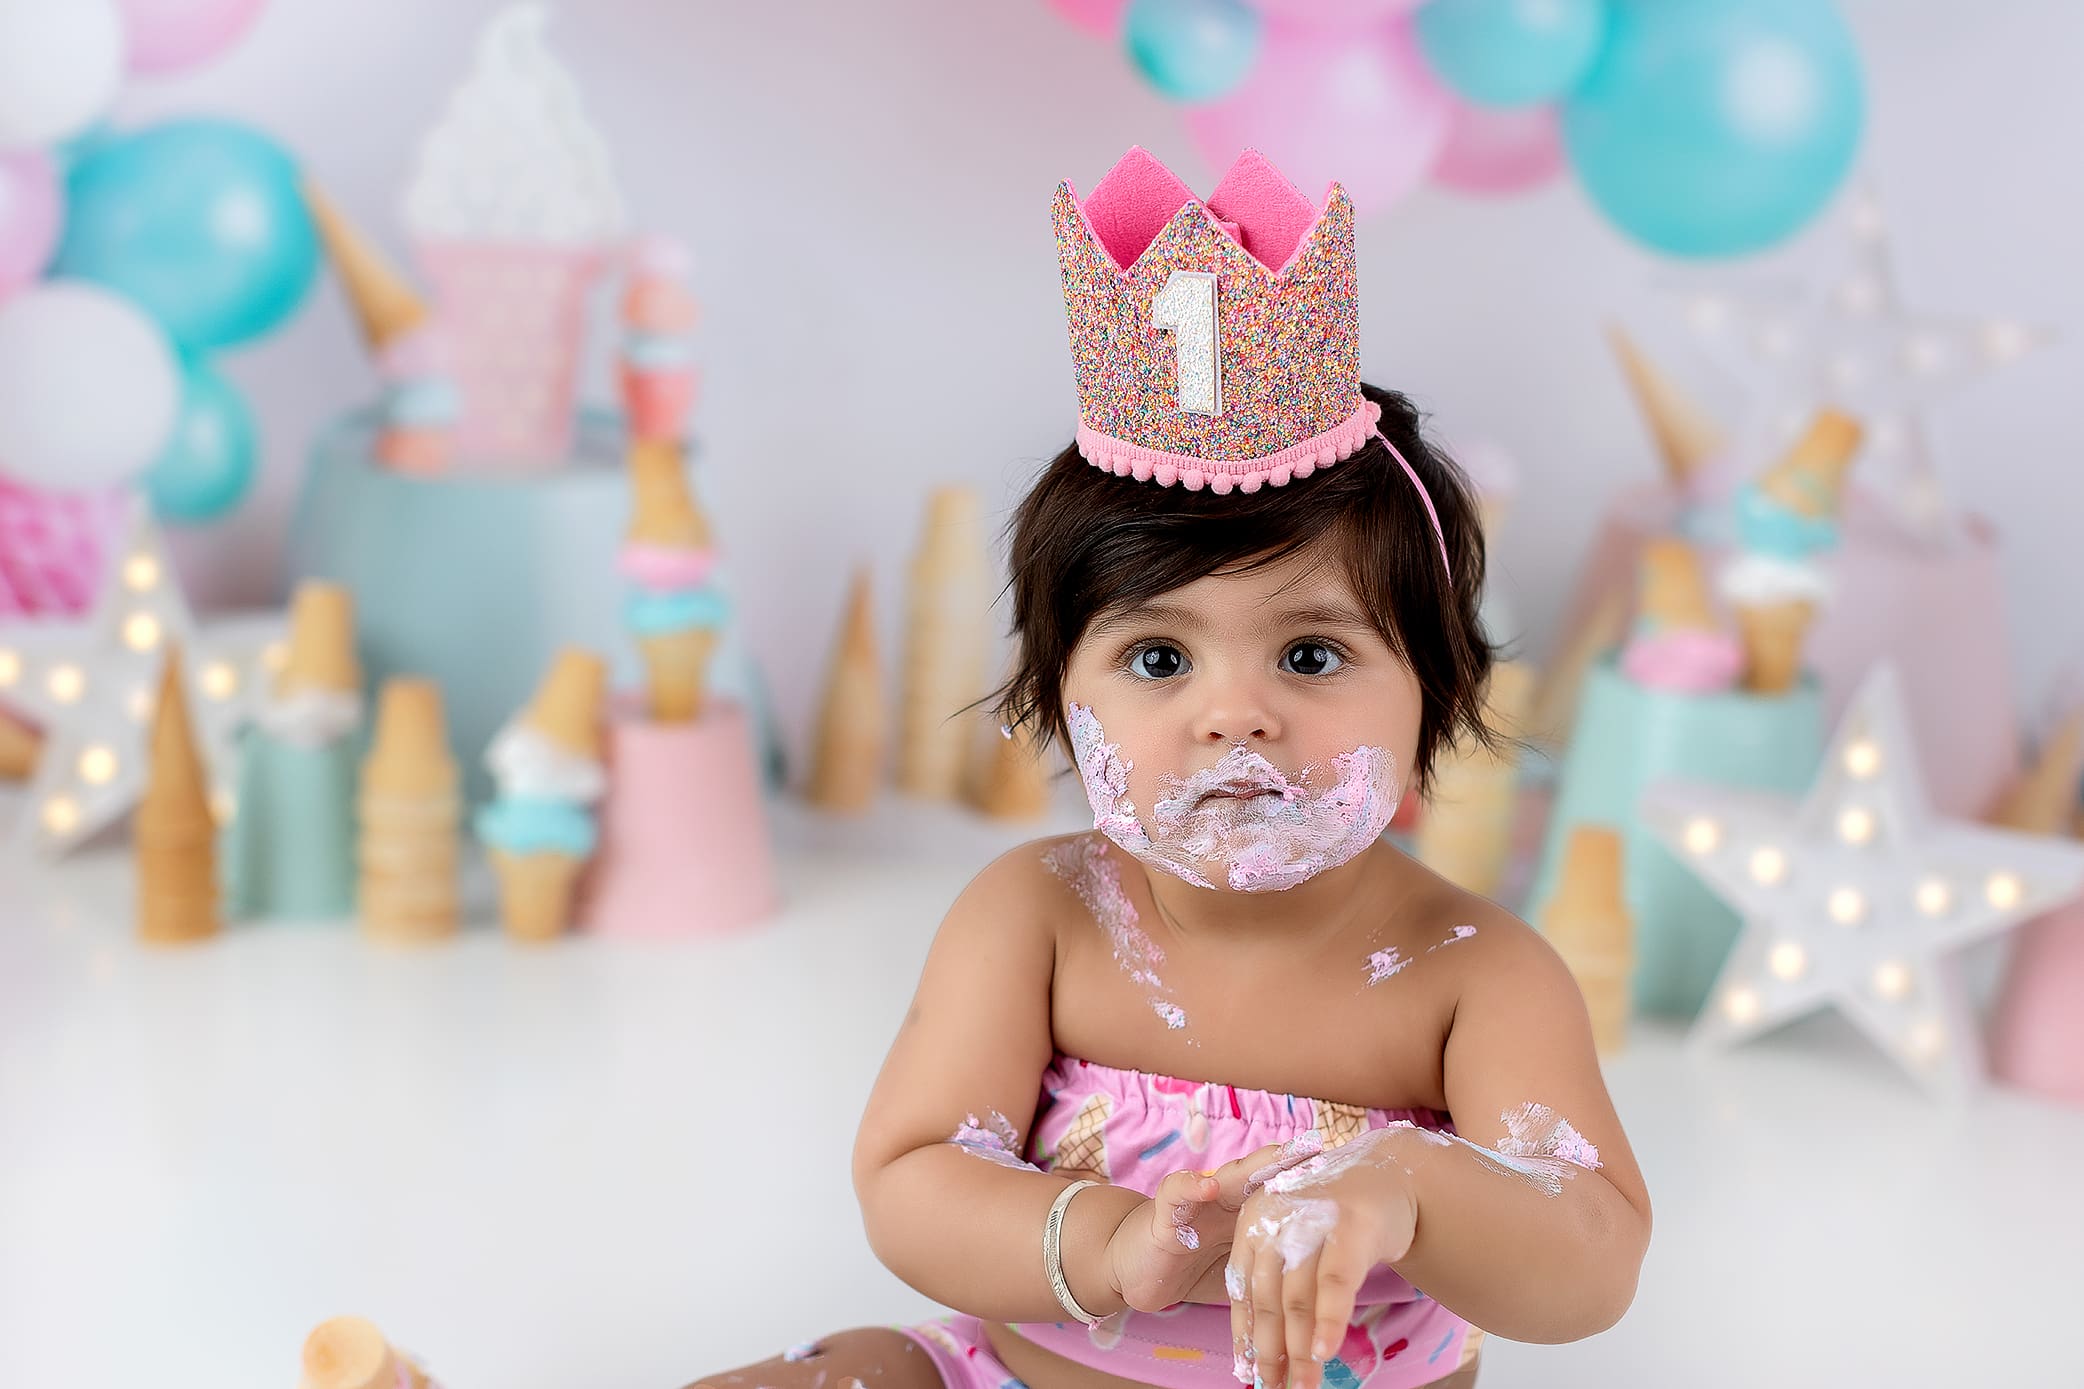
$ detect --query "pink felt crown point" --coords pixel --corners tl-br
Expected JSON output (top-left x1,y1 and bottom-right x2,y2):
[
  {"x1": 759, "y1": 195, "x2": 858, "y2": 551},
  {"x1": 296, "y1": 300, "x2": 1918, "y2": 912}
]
[{"x1": 1055, "y1": 146, "x2": 1365, "y2": 491}]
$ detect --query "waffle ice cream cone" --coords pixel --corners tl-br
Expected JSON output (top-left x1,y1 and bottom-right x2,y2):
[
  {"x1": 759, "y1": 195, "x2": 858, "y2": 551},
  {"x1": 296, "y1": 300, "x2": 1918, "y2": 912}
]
[
  {"x1": 137, "y1": 651, "x2": 219, "y2": 945},
  {"x1": 1734, "y1": 600, "x2": 1814, "y2": 695},
  {"x1": 807, "y1": 566, "x2": 886, "y2": 812},
  {"x1": 1607, "y1": 325, "x2": 1724, "y2": 489},
  {"x1": 304, "y1": 184, "x2": 430, "y2": 353},
  {"x1": 279, "y1": 582, "x2": 361, "y2": 696},
  {"x1": 639, "y1": 628, "x2": 719, "y2": 723},
  {"x1": 524, "y1": 649, "x2": 607, "y2": 761},
  {"x1": 1542, "y1": 827, "x2": 1633, "y2": 1053},
  {"x1": 1313, "y1": 1100, "x2": 1369, "y2": 1148},
  {"x1": 0, "y1": 711, "x2": 39, "y2": 781},
  {"x1": 899, "y1": 487, "x2": 992, "y2": 800},
  {"x1": 298, "y1": 1315, "x2": 433, "y2": 1389},
  {"x1": 1992, "y1": 707, "x2": 2084, "y2": 836},
  {"x1": 1051, "y1": 1093, "x2": 1113, "y2": 1180},
  {"x1": 1637, "y1": 539, "x2": 1718, "y2": 633},
  {"x1": 624, "y1": 439, "x2": 711, "y2": 549},
  {"x1": 491, "y1": 846, "x2": 581, "y2": 943},
  {"x1": 1759, "y1": 410, "x2": 1862, "y2": 521},
  {"x1": 359, "y1": 679, "x2": 462, "y2": 943}
]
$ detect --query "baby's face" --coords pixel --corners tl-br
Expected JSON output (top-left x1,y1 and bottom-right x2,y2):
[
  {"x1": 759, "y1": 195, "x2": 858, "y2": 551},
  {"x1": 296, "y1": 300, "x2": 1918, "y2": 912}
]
[{"x1": 1059, "y1": 546, "x2": 1422, "y2": 893}]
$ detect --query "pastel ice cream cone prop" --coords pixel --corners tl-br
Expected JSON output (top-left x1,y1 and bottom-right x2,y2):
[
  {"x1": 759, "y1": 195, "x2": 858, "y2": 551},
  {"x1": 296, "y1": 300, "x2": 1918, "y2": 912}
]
[
  {"x1": 137, "y1": 650, "x2": 220, "y2": 946},
  {"x1": 1733, "y1": 602, "x2": 1814, "y2": 695},
  {"x1": 298, "y1": 1315, "x2": 434, "y2": 1389},
  {"x1": 1608, "y1": 325, "x2": 1724, "y2": 492},
  {"x1": 1621, "y1": 539, "x2": 1741, "y2": 694},
  {"x1": 227, "y1": 584, "x2": 365, "y2": 920},
  {"x1": 806, "y1": 565, "x2": 886, "y2": 813},
  {"x1": 476, "y1": 648, "x2": 606, "y2": 942},
  {"x1": 305, "y1": 182, "x2": 457, "y2": 475},
  {"x1": 967, "y1": 721, "x2": 1054, "y2": 821},
  {"x1": 899, "y1": 487, "x2": 992, "y2": 800},
  {"x1": 359, "y1": 679, "x2": 463, "y2": 943},
  {"x1": 1991, "y1": 707, "x2": 2084, "y2": 835},
  {"x1": 1541, "y1": 826, "x2": 1634, "y2": 1053},
  {"x1": 0, "y1": 711, "x2": 40, "y2": 781},
  {"x1": 1757, "y1": 410, "x2": 1863, "y2": 522},
  {"x1": 1415, "y1": 661, "x2": 1535, "y2": 897},
  {"x1": 620, "y1": 440, "x2": 724, "y2": 723},
  {"x1": 305, "y1": 182, "x2": 430, "y2": 353},
  {"x1": 404, "y1": 4, "x2": 624, "y2": 466},
  {"x1": 619, "y1": 234, "x2": 699, "y2": 443}
]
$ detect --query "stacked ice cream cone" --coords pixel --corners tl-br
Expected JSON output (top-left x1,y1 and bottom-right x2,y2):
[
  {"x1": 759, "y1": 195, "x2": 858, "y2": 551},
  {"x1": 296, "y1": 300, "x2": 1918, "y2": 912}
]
[
  {"x1": 620, "y1": 440, "x2": 723, "y2": 723},
  {"x1": 806, "y1": 565, "x2": 886, "y2": 813},
  {"x1": 358, "y1": 678, "x2": 463, "y2": 943},
  {"x1": 619, "y1": 235, "x2": 699, "y2": 444},
  {"x1": 137, "y1": 650, "x2": 219, "y2": 946},
  {"x1": 477, "y1": 648, "x2": 607, "y2": 943},
  {"x1": 297, "y1": 1316, "x2": 434, "y2": 1389},
  {"x1": 1722, "y1": 410, "x2": 1863, "y2": 695},
  {"x1": 304, "y1": 182, "x2": 457, "y2": 475},
  {"x1": 899, "y1": 487, "x2": 993, "y2": 800},
  {"x1": 1620, "y1": 539, "x2": 1741, "y2": 694},
  {"x1": 1414, "y1": 661, "x2": 1535, "y2": 897},
  {"x1": 1541, "y1": 826, "x2": 1634, "y2": 1053},
  {"x1": 1607, "y1": 325, "x2": 1725, "y2": 492}
]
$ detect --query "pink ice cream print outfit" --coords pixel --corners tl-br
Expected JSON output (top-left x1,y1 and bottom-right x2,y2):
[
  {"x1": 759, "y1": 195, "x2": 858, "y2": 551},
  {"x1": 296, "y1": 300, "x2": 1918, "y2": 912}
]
[{"x1": 898, "y1": 1057, "x2": 1478, "y2": 1389}]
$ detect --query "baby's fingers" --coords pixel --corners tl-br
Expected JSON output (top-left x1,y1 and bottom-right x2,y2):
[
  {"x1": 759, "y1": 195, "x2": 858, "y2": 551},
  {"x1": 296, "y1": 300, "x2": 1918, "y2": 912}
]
[{"x1": 1155, "y1": 1168, "x2": 1219, "y2": 1250}]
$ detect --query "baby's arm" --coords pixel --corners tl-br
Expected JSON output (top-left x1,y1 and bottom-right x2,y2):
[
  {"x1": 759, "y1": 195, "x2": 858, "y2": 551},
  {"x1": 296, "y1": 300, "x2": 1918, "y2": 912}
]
[
  {"x1": 851, "y1": 842, "x2": 1144, "y2": 1322},
  {"x1": 1387, "y1": 912, "x2": 1652, "y2": 1342}
]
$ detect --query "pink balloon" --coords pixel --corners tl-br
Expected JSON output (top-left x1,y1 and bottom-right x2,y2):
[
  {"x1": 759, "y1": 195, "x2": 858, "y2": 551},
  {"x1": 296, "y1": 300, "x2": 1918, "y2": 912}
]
[
  {"x1": 0, "y1": 152, "x2": 61, "y2": 301},
  {"x1": 1432, "y1": 101, "x2": 1565, "y2": 196},
  {"x1": 1185, "y1": 20, "x2": 1452, "y2": 217},
  {"x1": 1252, "y1": 0, "x2": 1427, "y2": 25},
  {"x1": 1045, "y1": 0, "x2": 1129, "y2": 38},
  {"x1": 116, "y1": 0, "x2": 268, "y2": 77}
]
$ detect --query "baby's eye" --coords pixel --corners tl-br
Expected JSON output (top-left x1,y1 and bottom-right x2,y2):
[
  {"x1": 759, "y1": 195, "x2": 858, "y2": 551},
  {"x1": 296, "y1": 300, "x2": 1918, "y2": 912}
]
[
  {"x1": 1127, "y1": 643, "x2": 1187, "y2": 681},
  {"x1": 1282, "y1": 641, "x2": 1343, "y2": 676}
]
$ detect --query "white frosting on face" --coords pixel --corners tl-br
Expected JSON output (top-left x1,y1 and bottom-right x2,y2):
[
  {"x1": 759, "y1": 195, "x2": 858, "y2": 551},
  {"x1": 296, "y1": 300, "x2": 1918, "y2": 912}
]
[
  {"x1": 257, "y1": 689, "x2": 363, "y2": 748},
  {"x1": 404, "y1": 4, "x2": 625, "y2": 244},
  {"x1": 484, "y1": 721, "x2": 604, "y2": 803},
  {"x1": 1067, "y1": 703, "x2": 1401, "y2": 893},
  {"x1": 1720, "y1": 551, "x2": 1831, "y2": 606}
]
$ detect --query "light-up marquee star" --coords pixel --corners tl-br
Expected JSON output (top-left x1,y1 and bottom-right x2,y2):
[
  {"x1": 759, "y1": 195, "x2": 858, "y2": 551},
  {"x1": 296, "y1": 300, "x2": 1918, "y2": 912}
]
[
  {"x1": 0, "y1": 499, "x2": 283, "y2": 857},
  {"x1": 1675, "y1": 185, "x2": 2054, "y2": 539},
  {"x1": 1643, "y1": 666, "x2": 2084, "y2": 1099}
]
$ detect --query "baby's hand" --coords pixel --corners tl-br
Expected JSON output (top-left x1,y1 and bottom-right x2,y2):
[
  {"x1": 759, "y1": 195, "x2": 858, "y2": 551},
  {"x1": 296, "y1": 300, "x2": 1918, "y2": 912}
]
[
  {"x1": 1103, "y1": 1136, "x2": 1329, "y2": 1319},
  {"x1": 1226, "y1": 1128, "x2": 1419, "y2": 1389}
]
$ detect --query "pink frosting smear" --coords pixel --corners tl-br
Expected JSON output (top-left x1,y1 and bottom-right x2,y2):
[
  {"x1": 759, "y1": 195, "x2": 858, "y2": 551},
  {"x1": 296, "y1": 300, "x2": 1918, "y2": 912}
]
[
  {"x1": 1044, "y1": 834, "x2": 1189, "y2": 1031},
  {"x1": 1620, "y1": 628, "x2": 1744, "y2": 694},
  {"x1": 617, "y1": 543, "x2": 716, "y2": 590},
  {"x1": 1067, "y1": 703, "x2": 1402, "y2": 893}
]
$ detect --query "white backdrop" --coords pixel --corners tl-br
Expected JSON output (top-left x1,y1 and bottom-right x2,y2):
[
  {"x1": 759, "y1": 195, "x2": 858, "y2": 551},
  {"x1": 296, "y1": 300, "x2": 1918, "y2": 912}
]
[{"x1": 120, "y1": 0, "x2": 2084, "y2": 763}]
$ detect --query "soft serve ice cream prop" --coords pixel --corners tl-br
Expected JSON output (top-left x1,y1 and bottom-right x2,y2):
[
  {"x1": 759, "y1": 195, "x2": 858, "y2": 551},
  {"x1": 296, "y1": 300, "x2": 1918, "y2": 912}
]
[
  {"x1": 476, "y1": 648, "x2": 607, "y2": 941},
  {"x1": 403, "y1": 3, "x2": 624, "y2": 466}
]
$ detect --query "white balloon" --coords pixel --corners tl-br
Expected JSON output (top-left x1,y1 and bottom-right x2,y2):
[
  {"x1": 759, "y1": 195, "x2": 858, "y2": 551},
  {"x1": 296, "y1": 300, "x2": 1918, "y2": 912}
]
[
  {"x1": 0, "y1": 0, "x2": 126, "y2": 147},
  {"x1": 0, "y1": 282, "x2": 180, "y2": 491}
]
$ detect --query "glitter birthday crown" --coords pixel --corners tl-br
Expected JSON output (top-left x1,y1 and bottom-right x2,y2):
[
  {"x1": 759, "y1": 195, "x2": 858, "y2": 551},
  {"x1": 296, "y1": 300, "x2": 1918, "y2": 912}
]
[
  {"x1": 1055, "y1": 145, "x2": 1372, "y2": 492},
  {"x1": 1055, "y1": 148, "x2": 1450, "y2": 576}
]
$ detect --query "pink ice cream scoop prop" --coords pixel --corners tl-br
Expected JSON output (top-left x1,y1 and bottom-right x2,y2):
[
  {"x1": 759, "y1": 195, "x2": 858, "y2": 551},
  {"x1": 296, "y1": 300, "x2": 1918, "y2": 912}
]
[{"x1": 618, "y1": 234, "x2": 699, "y2": 444}]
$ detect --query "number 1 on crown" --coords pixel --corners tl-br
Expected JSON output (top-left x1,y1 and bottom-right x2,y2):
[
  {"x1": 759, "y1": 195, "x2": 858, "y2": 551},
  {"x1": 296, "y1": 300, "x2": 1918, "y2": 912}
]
[{"x1": 1151, "y1": 270, "x2": 1222, "y2": 418}]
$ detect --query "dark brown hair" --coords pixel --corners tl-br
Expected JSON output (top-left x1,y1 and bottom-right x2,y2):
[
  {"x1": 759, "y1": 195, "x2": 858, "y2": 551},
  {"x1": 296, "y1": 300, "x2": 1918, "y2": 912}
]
[{"x1": 993, "y1": 384, "x2": 1501, "y2": 797}]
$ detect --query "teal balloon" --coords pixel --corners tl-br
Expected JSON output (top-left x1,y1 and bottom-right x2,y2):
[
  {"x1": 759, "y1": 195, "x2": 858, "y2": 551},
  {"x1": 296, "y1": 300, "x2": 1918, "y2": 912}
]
[
  {"x1": 55, "y1": 118, "x2": 319, "y2": 350},
  {"x1": 146, "y1": 358, "x2": 256, "y2": 523},
  {"x1": 1126, "y1": 0, "x2": 1263, "y2": 103},
  {"x1": 1416, "y1": 0, "x2": 1610, "y2": 107},
  {"x1": 1562, "y1": 0, "x2": 1863, "y2": 258}
]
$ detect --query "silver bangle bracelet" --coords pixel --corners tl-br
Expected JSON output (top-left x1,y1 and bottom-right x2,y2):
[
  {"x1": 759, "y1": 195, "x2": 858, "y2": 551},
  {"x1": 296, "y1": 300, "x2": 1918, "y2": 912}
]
[{"x1": 1043, "y1": 1178, "x2": 1107, "y2": 1326}]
